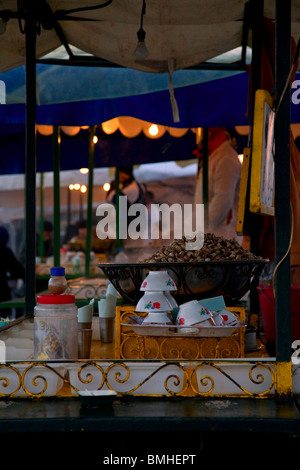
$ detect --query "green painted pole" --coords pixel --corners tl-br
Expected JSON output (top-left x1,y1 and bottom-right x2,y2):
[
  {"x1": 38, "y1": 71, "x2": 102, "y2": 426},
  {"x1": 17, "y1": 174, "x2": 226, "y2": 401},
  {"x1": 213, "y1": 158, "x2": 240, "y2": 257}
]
[
  {"x1": 53, "y1": 126, "x2": 60, "y2": 267},
  {"x1": 85, "y1": 127, "x2": 95, "y2": 277},
  {"x1": 202, "y1": 128, "x2": 209, "y2": 229},
  {"x1": 24, "y1": 2, "x2": 37, "y2": 316},
  {"x1": 39, "y1": 172, "x2": 44, "y2": 261},
  {"x1": 274, "y1": 0, "x2": 292, "y2": 362},
  {"x1": 115, "y1": 167, "x2": 121, "y2": 251}
]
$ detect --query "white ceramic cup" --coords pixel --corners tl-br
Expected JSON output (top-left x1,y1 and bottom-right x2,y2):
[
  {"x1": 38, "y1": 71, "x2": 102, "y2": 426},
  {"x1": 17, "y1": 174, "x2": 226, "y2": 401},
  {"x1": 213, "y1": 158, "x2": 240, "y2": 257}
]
[
  {"x1": 212, "y1": 312, "x2": 226, "y2": 326},
  {"x1": 136, "y1": 291, "x2": 175, "y2": 312},
  {"x1": 177, "y1": 300, "x2": 213, "y2": 326},
  {"x1": 219, "y1": 309, "x2": 239, "y2": 326},
  {"x1": 140, "y1": 271, "x2": 177, "y2": 291}
]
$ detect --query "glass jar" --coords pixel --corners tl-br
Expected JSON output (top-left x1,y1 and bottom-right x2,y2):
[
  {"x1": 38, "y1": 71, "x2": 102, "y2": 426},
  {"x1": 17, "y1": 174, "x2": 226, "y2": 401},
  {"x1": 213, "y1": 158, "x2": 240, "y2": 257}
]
[
  {"x1": 48, "y1": 266, "x2": 68, "y2": 294},
  {"x1": 34, "y1": 294, "x2": 78, "y2": 360}
]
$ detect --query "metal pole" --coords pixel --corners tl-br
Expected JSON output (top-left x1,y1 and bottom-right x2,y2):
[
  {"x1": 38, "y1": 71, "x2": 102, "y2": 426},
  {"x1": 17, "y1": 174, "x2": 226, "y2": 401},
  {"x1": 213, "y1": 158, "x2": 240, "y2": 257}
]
[
  {"x1": 115, "y1": 167, "x2": 121, "y2": 251},
  {"x1": 67, "y1": 187, "x2": 71, "y2": 229},
  {"x1": 53, "y1": 126, "x2": 60, "y2": 266},
  {"x1": 85, "y1": 127, "x2": 95, "y2": 277},
  {"x1": 24, "y1": 1, "x2": 37, "y2": 316},
  {"x1": 249, "y1": 0, "x2": 263, "y2": 256},
  {"x1": 274, "y1": 0, "x2": 292, "y2": 362},
  {"x1": 39, "y1": 172, "x2": 44, "y2": 261},
  {"x1": 202, "y1": 128, "x2": 209, "y2": 229},
  {"x1": 247, "y1": 0, "x2": 263, "y2": 319}
]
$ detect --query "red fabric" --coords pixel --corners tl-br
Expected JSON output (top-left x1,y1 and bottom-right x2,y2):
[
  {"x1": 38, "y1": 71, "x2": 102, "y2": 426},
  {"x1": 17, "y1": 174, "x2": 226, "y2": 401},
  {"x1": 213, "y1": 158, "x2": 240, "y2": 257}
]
[
  {"x1": 208, "y1": 128, "x2": 227, "y2": 154},
  {"x1": 192, "y1": 127, "x2": 228, "y2": 158}
]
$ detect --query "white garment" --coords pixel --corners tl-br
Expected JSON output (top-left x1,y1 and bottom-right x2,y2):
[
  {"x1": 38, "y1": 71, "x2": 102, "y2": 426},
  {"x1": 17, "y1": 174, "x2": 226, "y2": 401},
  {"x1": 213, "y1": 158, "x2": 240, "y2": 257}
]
[
  {"x1": 194, "y1": 141, "x2": 242, "y2": 241},
  {"x1": 106, "y1": 180, "x2": 141, "y2": 205}
]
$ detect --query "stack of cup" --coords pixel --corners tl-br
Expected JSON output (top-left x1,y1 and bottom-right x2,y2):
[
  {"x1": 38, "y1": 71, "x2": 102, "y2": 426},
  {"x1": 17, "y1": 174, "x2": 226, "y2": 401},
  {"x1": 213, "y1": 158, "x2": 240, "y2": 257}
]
[
  {"x1": 136, "y1": 271, "x2": 178, "y2": 324},
  {"x1": 77, "y1": 299, "x2": 94, "y2": 359},
  {"x1": 98, "y1": 283, "x2": 117, "y2": 343}
]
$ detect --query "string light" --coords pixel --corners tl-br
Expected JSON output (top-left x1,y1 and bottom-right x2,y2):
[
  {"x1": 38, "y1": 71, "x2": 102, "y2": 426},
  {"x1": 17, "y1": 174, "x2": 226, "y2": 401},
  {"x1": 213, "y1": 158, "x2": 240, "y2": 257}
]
[
  {"x1": 148, "y1": 124, "x2": 159, "y2": 136},
  {"x1": 103, "y1": 182, "x2": 111, "y2": 192}
]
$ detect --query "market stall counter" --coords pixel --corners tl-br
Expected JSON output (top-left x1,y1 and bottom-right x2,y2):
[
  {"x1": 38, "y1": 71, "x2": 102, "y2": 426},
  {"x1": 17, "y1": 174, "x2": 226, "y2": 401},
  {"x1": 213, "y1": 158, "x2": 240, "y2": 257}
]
[
  {"x1": 0, "y1": 233, "x2": 298, "y2": 437},
  {"x1": 1, "y1": 313, "x2": 300, "y2": 439}
]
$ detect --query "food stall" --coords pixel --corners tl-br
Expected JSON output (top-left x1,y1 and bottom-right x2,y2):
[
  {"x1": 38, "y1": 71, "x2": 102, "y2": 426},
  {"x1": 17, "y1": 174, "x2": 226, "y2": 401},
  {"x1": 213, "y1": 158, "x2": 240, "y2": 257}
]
[{"x1": 0, "y1": 0, "x2": 300, "y2": 453}]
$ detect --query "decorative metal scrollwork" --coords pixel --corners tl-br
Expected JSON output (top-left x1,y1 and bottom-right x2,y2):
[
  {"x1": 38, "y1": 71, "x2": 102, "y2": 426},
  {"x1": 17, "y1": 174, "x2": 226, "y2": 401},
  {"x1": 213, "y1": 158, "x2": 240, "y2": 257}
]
[{"x1": 0, "y1": 359, "x2": 276, "y2": 398}]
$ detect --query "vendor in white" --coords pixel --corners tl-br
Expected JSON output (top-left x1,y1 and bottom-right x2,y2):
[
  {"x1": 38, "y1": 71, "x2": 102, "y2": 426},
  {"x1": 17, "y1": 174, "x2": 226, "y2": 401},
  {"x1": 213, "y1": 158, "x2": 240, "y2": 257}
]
[
  {"x1": 106, "y1": 166, "x2": 146, "y2": 208},
  {"x1": 194, "y1": 128, "x2": 242, "y2": 242}
]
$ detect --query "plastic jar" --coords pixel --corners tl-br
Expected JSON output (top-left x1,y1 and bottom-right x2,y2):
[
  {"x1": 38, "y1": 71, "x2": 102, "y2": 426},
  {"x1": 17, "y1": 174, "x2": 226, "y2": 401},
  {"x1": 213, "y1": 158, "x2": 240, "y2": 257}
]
[
  {"x1": 48, "y1": 266, "x2": 68, "y2": 294},
  {"x1": 34, "y1": 294, "x2": 78, "y2": 360}
]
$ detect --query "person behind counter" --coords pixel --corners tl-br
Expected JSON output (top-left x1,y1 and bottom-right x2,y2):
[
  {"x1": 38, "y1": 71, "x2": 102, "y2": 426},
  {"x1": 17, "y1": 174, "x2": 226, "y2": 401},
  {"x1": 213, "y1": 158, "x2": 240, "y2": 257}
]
[
  {"x1": 36, "y1": 220, "x2": 53, "y2": 260},
  {"x1": 0, "y1": 226, "x2": 25, "y2": 318},
  {"x1": 194, "y1": 127, "x2": 242, "y2": 242},
  {"x1": 106, "y1": 166, "x2": 147, "y2": 208},
  {"x1": 18, "y1": 219, "x2": 54, "y2": 265},
  {"x1": 105, "y1": 166, "x2": 148, "y2": 247}
]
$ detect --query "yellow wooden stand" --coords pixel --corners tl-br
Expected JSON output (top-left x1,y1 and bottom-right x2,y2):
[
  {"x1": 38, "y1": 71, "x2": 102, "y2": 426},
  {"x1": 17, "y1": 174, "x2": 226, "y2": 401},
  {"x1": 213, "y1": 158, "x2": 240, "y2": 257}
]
[{"x1": 115, "y1": 305, "x2": 246, "y2": 360}]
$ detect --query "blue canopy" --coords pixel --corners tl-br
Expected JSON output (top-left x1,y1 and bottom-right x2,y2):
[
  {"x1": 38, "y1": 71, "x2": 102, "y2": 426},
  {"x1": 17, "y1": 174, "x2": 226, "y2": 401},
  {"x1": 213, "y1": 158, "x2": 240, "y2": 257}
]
[
  {"x1": 0, "y1": 65, "x2": 252, "y2": 175},
  {"x1": 0, "y1": 64, "x2": 250, "y2": 127}
]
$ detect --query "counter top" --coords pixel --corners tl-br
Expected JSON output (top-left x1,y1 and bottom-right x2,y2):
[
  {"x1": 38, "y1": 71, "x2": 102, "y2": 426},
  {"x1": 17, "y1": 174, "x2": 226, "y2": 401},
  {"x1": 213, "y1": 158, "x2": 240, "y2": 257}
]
[{"x1": 1, "y1": 395, "x2": 300, "y2": 435}]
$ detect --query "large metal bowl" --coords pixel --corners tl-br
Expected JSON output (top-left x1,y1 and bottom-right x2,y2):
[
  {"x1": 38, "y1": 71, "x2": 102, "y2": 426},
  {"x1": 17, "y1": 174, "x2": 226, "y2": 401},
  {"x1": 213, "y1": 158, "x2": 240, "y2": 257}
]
[{"x1": 98, "y1": 259, "x2": 268, "y2": 305}]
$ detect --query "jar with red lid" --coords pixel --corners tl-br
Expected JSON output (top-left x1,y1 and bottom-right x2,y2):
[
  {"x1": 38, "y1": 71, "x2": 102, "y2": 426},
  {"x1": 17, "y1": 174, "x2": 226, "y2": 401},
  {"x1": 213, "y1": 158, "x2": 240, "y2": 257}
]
[{"x1": 34, "y1": 294, "x2": 78, "y2": 360}]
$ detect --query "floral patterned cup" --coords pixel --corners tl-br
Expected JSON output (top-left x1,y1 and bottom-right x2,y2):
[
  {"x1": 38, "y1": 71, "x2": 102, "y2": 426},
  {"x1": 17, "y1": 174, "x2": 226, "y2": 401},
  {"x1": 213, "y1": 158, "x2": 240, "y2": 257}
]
[
  {"x1": 136, "y1": 291, "x2": 175, "y2": 312},
  {"x1": 176, "y1": 300, "x2": 213, "y2": 326},
  {"x1": 140, "y1": 271, "x2": 177, "y2": 291}
]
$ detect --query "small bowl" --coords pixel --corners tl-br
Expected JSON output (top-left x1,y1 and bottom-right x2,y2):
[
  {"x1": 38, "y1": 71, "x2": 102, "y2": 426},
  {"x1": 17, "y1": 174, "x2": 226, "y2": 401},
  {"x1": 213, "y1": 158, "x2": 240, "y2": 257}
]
[
  {"x1": 78, "y1": 390, "x2": 117, "y2": 408},
  {"x1": 219, "y1": 309, "x2": 239, "y2": 326},
  {"x1": 140, "y1": 271, "x2": 177, "y2": 292},
  {"x1": 212, "y1": 312, "x2": 226, "y2": 326},
  {"x1": 136, "y1": 291, "x2": 175, "y2": 312},
  {"x1": 142, "y1": 311, "x2": 172, "y2": 325},
  {"x1": 163, "y1": 291, "x2": 178, "y2": 308},
  {"x1": 177, "y1": 300, "x2": 213, "y2": 326}
]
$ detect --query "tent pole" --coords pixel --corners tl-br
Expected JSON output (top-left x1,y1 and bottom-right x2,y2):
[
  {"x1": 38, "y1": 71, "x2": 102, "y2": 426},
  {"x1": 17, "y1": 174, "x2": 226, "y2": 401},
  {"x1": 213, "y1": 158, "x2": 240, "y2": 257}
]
[
  {"x1": 274, "y1": 0, "x2": 292, "y2": 362},
  {"x1": 24, "y1": 1, "x2": 37, "y2": 316},
  {"x1": 53, "y1": 126, "x2": 61, "y2": 267},
  {"x1": 115, "y1": 167, "x2": 121, "y2": 251},
  {"x1": 249, "y1": 0, "x2": 263, "y2": 256},
  {"x1": 247, "y1": 0, "x2": 264, "y2": 320},
  {"x1": 39, "y1": 172, "x2": 44, "y2": 261},
  {"x1": 202, "y1": 128, "x2": 209, "y2": 229},
  {"x1": 85, "y1": 127, "x2": 95, "y2": 277}
]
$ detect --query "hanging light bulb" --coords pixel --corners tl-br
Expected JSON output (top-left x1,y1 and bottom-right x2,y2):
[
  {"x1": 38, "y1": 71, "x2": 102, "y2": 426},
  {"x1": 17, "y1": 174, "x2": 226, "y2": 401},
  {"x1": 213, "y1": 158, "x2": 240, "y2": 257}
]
[
  {"x1": 135, "y1": 28, "x2": 149, "y2": 60},
  {"x1": 134, "y1": 0, "x2": 148, "y2": 60},
  {"x1": 0, "y1": 15, "x2": 8, "y2": 35}
]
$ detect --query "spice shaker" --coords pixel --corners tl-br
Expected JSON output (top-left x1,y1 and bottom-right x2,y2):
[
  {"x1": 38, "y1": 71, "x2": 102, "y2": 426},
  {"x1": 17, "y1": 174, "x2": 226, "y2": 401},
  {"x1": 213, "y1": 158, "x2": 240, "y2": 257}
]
[{"x1": 48, "y1": 266, "x2": 68, "y2": 294}]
